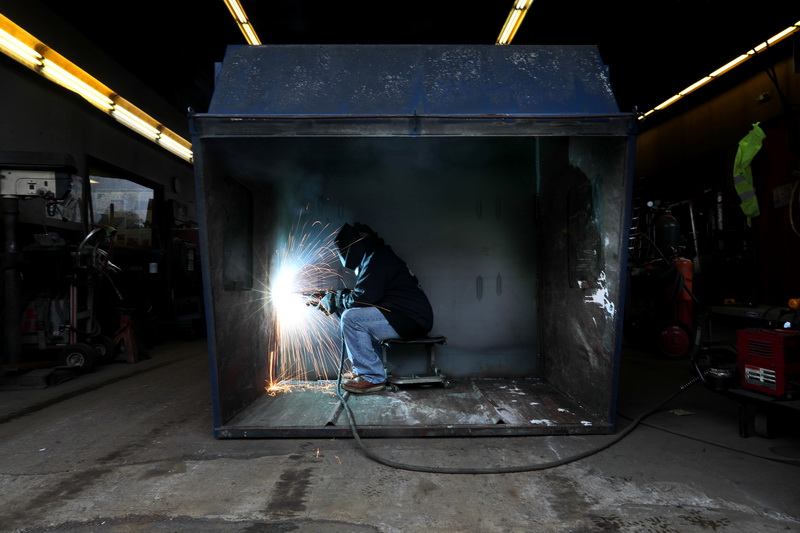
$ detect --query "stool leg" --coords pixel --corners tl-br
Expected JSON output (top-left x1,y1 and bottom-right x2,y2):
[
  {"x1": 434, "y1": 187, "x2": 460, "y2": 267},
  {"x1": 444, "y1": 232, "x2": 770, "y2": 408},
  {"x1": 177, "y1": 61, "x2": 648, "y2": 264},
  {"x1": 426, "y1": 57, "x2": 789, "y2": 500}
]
[
  {"x1": 382, "y1": 345, "x2": 391, "y2": 381},
  {"x1": 381, "y1": 340, "x2": 448, "y2": 389}
]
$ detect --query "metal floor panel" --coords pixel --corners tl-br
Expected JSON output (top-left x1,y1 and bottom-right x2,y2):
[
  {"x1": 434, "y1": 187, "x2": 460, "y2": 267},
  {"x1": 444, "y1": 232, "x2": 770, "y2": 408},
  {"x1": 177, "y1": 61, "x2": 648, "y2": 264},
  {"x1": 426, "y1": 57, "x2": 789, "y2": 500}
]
[{"x1": 219, "y1": 379, "x2": 610, "y2": 438}]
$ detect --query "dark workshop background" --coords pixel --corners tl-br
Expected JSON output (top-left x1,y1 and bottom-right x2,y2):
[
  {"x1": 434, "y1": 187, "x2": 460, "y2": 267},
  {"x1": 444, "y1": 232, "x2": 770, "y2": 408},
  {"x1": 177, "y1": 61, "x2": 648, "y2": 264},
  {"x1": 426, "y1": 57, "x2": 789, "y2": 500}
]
[{"x1": 0, "y1": 0, "x2": 798, "y2": 361}]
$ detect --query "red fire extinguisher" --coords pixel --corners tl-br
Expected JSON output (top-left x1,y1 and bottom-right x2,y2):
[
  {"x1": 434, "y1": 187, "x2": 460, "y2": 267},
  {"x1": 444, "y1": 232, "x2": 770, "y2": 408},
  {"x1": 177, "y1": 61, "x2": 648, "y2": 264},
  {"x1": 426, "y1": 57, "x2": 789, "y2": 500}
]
[
  {"x1": 658, "y1": 256, "x2": 694, "y2": 358},
  {"x1": 672, "y1": 257, "x2": 693, "y2": 327}
]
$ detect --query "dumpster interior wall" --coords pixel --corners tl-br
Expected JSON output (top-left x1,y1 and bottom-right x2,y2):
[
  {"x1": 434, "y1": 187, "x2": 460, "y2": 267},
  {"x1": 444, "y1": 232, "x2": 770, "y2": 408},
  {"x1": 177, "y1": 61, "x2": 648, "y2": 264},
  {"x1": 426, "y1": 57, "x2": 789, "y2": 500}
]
[
  {"x1": 197, "y1": 134, "x2": 629, "y2": 436},
  {"x1": 196, "y1": 152, "x2": 275, "y2": 422},
  {"x1": 538, "y1": 136, "x2": 630, "y2": 416}
]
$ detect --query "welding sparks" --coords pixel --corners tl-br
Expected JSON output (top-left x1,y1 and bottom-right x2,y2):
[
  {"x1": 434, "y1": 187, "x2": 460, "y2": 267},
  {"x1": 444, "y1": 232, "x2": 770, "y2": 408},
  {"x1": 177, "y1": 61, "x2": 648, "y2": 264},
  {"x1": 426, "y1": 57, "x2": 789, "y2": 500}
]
[{"x1": 263, "y1": 215, "x2": 346, "y2": 392}]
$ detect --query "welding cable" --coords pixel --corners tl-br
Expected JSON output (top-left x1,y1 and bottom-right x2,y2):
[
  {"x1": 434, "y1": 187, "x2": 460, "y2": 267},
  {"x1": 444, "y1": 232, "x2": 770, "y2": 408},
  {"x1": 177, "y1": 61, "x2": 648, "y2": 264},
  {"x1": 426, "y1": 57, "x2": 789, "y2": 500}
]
[
  {"x1": 334, "y1": 338, "x2": 702, "y2": 474},
  {"x1": 616, "y1": 412, "x2": 800, "y2": 466}
]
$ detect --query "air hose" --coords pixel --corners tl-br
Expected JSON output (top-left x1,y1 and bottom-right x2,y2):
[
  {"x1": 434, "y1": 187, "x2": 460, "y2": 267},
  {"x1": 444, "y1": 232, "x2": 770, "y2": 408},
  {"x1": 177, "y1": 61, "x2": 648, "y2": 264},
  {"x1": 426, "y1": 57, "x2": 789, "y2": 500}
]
[{"x1": 335, "y1": 340, "x2": 701, "y2": 474}]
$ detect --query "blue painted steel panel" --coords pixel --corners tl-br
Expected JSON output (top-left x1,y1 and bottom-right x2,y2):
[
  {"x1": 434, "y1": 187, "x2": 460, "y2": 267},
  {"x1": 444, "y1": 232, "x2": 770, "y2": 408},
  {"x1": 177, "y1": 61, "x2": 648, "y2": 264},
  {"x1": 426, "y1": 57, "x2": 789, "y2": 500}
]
[{"x1": 208, "y1": 44, "x2": 618, "y2": 117}]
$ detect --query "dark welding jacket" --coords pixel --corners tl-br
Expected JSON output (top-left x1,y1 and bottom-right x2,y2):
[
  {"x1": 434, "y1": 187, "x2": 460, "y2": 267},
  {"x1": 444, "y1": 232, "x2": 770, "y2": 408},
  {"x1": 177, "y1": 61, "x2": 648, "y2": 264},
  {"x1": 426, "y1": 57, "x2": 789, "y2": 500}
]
[{"x1": 340, "y1": 236, "x2": 433, "y2": 339}]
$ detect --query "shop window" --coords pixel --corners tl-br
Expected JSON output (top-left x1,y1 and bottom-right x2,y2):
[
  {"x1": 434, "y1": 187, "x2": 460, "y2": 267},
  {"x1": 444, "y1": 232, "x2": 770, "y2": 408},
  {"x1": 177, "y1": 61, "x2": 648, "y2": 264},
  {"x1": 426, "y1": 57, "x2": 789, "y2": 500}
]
[{"x1": 89, "y1": 172, "x2": 156, "y2": 248}]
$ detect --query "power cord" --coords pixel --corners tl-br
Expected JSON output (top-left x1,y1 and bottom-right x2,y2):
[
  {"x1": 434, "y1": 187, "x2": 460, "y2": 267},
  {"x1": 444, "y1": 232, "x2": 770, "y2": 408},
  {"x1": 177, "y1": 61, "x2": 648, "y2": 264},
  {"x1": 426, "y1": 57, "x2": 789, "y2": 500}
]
[{"x1": 334, "y1": 339, "x2": 702, "y2": 474}]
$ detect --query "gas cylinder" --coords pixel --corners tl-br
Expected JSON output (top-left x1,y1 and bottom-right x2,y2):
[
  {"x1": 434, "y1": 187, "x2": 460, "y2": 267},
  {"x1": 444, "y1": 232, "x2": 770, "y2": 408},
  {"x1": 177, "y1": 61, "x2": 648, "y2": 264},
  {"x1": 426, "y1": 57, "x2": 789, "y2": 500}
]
[
  {"x1": 658, "y1": 256, "x2": 694, "y2": 359},
  {"x1": 654, "y1": 210, "x2": 681, "y2": 253},
  {"x1": 672, "y1": 256, "x2": 693, "y2": 327}
]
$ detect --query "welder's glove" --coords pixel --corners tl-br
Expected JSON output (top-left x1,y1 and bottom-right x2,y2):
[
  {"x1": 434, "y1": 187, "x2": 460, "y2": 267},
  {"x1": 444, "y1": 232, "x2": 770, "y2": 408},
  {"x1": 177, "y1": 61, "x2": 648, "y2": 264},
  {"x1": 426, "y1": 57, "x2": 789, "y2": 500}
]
[
  {"x1": 335, "y1": 288, "x2": 351, "y2": 308},
  {"x1": 317, "y1": 292, "x2": 337, "y2": 316},
  {"x1": 315, "y1": 289, "x2": 353, "y2": 316}
]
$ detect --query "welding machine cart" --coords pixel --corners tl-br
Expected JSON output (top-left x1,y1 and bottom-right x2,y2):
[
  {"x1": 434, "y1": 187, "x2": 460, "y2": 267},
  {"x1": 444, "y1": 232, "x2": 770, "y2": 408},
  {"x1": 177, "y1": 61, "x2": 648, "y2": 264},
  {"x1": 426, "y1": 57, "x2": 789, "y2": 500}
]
[
  {"x1": 692, "y1": 316, "x2": 800, "y2": 438},
  {"x1": 730, "y1": 328, "x2": 800, "y2": 437}
]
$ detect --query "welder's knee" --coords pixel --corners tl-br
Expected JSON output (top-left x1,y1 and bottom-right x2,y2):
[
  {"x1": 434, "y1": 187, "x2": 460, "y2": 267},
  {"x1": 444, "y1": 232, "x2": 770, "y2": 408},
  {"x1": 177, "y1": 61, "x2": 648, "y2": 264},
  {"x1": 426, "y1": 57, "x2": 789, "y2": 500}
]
[
  {"x1": 339, "y1": 308, "x2": 361, "y2": 335},
  {"x1": 340, "y1": 307, "x2": 383, "y2": 334}
]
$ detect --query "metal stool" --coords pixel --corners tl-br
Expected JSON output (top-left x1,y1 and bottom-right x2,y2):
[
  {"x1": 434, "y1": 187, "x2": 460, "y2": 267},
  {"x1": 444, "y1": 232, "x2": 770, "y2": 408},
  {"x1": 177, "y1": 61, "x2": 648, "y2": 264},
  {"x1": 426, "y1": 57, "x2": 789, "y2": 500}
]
[{"x1": 380, "y1": 336, "x2": 449, "y2": 389}]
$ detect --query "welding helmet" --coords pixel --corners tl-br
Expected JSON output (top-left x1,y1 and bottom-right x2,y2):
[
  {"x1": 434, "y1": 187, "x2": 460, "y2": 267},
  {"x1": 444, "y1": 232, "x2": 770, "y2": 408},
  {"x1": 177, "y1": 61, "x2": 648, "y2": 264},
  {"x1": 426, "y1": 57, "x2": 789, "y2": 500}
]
[{"x1": 335, "y1": 222, "x2": 375, "y2": 270}]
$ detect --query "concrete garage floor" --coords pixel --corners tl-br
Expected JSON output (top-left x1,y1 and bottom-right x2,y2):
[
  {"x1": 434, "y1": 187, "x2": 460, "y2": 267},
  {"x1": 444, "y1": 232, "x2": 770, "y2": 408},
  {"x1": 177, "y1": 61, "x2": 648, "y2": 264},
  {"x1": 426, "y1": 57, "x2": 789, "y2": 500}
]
[{"x1": 1, "y1": 339, "x2": 799, "y2": 533}]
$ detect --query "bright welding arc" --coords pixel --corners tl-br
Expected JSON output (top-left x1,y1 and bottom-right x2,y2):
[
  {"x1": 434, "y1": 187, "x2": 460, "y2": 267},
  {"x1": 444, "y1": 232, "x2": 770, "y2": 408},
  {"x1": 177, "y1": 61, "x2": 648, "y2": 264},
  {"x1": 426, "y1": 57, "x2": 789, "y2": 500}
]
[{"x1": 265, "y1": 217, "x2": 344, "y2": 391}]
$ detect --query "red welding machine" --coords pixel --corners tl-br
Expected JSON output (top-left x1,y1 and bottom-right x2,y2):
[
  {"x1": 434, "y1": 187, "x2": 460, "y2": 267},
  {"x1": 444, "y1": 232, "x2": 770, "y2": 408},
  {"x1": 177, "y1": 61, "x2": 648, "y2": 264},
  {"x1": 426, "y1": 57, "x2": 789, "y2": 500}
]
[{"x1": 737, "y1": 328, "x2": 800, "y2": 398}]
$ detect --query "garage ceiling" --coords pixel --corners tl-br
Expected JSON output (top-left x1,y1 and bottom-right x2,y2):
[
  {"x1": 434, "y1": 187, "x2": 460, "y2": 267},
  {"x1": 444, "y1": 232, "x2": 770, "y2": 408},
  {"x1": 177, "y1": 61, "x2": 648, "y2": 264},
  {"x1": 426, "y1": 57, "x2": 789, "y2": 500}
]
[{"x1": 34, "y1": 0, "x2": 800, "y2": 125}]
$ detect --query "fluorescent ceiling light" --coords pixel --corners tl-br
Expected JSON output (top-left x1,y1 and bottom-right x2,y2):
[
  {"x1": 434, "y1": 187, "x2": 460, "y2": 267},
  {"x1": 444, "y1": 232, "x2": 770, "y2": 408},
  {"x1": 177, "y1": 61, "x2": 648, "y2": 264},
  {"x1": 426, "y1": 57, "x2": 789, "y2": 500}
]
[
  {"x1": 708, "y1": 54, "x2": 749, "y2": 78},
  {"x1": 654, "y1": 94, "x2": 682, "y2": 111},
  {"x1": 41, "y1": 58, "x2": 113, "y2": 111},
  {"x1": 640, "y1": 20, "x2": 800, "y2": 120},
  {"x1": 497, "y1": 0, "x2": 534, "y2": 45},
  {"x1": 241, "y1": 23, "x2": 260, "y2": 45},
  {"x1": 679, "y1": 77, "x2": 713, "y2": 95},
  {"x1": 0, "y1": 14, "x2": 194, "y2": 163},
  {"x1": 111, "y1": 106, "x2": 160, "y2": 141},
  {"x1": 223, "y1": 0, "x2": 248, "y2": 23},
  {"x1": 0, "y1": 27, "x2": 41, "y2": 66},
  {"x1": 157, "y1": 133, "x2": 194, "y2": 161},
  {"x1": 223, "y1": 0, "x2": 262, "y2": 44}
]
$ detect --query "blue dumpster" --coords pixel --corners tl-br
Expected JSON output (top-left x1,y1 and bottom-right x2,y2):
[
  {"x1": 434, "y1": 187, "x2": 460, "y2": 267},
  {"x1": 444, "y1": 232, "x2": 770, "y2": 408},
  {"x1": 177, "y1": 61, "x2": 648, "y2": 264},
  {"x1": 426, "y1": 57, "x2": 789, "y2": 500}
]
[{"x1": 190, "y1": 45, "x2": 636, "y2": 438}]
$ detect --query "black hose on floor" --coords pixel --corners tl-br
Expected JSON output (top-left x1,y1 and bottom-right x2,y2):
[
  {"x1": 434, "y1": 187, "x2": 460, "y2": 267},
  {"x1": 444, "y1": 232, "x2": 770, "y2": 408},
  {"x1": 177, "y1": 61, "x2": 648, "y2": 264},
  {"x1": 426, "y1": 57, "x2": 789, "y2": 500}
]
[{"x1": 335, "y1": 340, "x2": 701, "y2": 474}]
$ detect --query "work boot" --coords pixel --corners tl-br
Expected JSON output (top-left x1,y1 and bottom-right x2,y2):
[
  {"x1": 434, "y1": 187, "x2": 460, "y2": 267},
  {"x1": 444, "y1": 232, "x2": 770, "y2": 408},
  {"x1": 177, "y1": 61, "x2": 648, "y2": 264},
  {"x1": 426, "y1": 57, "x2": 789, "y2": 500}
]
[{"x1": 342, "y1": 377, "x2": 386, "y2": 394}]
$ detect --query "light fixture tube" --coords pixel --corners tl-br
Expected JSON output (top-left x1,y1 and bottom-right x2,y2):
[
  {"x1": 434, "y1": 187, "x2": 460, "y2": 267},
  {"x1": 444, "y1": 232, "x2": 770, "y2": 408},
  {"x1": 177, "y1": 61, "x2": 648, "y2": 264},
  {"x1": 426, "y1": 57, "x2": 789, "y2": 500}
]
[
  {"x1": 111, "y1": 106, "x2": 160, "y2": 141},
  {"x1": 764, "y1": 25, "x2": 797, "y2": 46},
  {"x1": 640, "y1": 20, "x2": 800, "y2": 120},
  {"x1": 157, "y1": 133, "x2": 194, "y2": 162},
  {"x1": 498, "y1": 12, "x2": 522, "y2": 44},
  {"x1": 223, "y1": 0, "x2": 262, "y2": 44},
  {"x1": 496, "y1": 0, "x2": 534, "y2": 45},
  {"x1": 223, "y1": 0, "x2": 249, "y2": 23},
  {"x1": 1, "y1": 14, "x2": 194, "y2": 162},
  {"x1": 40, "y1": 58, "x2": 113, "y2": 110},
  {"x1": 679, "y1": 76, "x2": 713, "y2": 95},
  {"x1": 242, "y1": 23, "x2": 261, "y2": 45},
  {"x1": 0, "y1": 27, "x2": 41, "y2": 66},
  {"x1": 654, "y1": 94, "x2": 682, "y2": 111},
  {"x1": 708, "y1": 54, "x2": 749, "y2": 78}
]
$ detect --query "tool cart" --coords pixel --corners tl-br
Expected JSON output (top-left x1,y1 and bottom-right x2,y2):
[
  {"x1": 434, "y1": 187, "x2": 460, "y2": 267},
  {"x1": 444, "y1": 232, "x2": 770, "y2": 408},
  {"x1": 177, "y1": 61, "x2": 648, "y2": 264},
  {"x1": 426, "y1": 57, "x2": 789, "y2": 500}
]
[{"x1": 2, "y1": 153, "x2": 119, "y2": 377}]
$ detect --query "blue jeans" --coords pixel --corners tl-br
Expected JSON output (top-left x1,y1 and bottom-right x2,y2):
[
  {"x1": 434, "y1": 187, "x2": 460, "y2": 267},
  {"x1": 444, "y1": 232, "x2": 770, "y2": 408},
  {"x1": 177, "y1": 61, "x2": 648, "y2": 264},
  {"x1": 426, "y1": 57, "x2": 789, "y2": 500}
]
[{"x1": 340, "y1": 307, "x2": 399, "y2": 384}]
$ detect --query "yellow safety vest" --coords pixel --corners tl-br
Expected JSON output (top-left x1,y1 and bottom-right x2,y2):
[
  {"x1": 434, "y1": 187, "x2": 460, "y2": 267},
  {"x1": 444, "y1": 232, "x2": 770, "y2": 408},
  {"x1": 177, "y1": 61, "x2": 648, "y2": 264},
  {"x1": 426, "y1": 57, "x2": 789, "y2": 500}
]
[{"x1": 733, "y1": 123, "x2": 765, "y2": 227}]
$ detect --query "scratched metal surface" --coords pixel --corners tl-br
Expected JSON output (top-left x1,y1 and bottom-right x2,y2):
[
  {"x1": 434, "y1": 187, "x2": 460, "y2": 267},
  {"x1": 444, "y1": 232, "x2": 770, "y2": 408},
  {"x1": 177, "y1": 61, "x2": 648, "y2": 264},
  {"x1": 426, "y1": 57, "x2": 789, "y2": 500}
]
[
  {"x1": 209, "y1": 44, "x2": 619, "y2": 117},
  {"x1": 223, "y1": 380, "x2": 605, "y2": 438}
]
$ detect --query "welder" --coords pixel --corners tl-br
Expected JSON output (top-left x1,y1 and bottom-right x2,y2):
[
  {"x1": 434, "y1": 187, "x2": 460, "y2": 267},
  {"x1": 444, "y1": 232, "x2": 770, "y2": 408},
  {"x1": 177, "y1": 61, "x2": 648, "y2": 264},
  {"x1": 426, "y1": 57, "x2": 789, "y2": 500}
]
[{"x1": 310, "y1": 222, "x2": 433, "y2": 394}]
